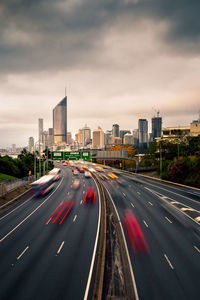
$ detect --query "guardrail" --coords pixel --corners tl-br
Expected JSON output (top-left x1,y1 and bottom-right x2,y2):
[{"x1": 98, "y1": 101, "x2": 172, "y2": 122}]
[{"x1": 0, "y1": 176, "x2": 34, "y2": 197}]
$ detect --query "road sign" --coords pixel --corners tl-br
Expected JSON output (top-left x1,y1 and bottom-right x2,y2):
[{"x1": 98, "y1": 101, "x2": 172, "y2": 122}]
[{"x1": 51, "y1": 151, "x2": 90, "y2": 161}]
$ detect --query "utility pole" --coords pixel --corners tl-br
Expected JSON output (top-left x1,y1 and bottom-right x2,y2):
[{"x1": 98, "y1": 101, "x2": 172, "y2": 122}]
[{"x1": 160, "y1": 141, "x2": 162, "y2": 179}]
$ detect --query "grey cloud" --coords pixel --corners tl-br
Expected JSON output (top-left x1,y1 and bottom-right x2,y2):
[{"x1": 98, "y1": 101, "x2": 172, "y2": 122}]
[{"x1": 1, "y1": 0, "x2": 200, "y2": 75}]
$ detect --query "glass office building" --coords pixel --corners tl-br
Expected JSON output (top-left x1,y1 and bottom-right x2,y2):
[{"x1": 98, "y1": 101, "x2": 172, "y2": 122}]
[{"x1": 53, "y1": 97, "x2": 67, "y2": 145}]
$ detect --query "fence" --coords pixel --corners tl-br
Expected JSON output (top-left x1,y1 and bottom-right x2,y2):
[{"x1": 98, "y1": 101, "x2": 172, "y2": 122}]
[{"x1": 0, "y1": 176, "x2": 34, "y2": 197}]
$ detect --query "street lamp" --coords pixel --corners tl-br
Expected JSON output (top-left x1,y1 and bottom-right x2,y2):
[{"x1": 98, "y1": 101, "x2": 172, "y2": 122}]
[
  {"x1": 159, "y1": 140, "x2": 162, "y2": 179},
  {"x1": 34, "y1": 140, "x2": 41, "y2": 180}
]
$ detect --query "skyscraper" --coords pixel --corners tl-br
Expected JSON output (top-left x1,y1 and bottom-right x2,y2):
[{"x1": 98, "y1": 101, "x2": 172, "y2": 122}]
[
  {"x1": 82, "y1": 124, "x2": 91, "y2": 146},
  {"x1": 38, "y1": 118, "x2": 43, "y2": 143},
  {"x1": 112, "y1": 124, "x2": 120, "y2": 137},
  {"x1": 120, "y1": 130, "x2": 131, "y2": 143},
  {"x1": 53, "y1": 97, "x2": 67, "y2": 145},
  {"x1": 92, "y1": 127, "x2": 105, "y2": 148},
  {"x1": 152, "y1": 112, "x2": 162, "y2": 141},
  {"x1": 138, "y1": 119, "x2": 148, "y2": 145},
  {"x1": 124, "y1": 133, "x2": 134, "y2": 145},
  {"x1": 48, "y1": 128, "x2": 54, "y2": 149},
  {"x1": 28, "y1": 137, "x2": 34, "y2": 153}
]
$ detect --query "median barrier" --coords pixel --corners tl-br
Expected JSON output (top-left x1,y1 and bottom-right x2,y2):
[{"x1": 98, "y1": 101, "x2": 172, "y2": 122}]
[{"x1": 91, "y1": 173, "x2": 106, "y2": 300}]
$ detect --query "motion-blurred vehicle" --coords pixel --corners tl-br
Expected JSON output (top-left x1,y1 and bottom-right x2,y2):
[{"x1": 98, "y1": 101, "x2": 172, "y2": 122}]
[
  {"x1": 95, "y1": 166, "x2": 104, "y2": 172},
  {"x1": 72, "y1": 179, "x2": 80, "y2": 189},
  {"x1": 49, "y1": 168, "x2": 61, "y2": 181},
  {"x1": 73, "y1": 170, "x2": 79, "y2": 176},
  {"x1": 123, "y1": 210, "x2": 149, "y2": 254},
  {"x1": 85, "y1": 171, "x2": 92, "y2": 178},
  {"x1": 83, "y1": 187, "x2": 96, "y2": 204},
  {"x1": 30, "y1": 175, "x2": 55, "y2": 197},
  {"x1": 108, "y1": 172, "x2": 118, "y2": 179}
]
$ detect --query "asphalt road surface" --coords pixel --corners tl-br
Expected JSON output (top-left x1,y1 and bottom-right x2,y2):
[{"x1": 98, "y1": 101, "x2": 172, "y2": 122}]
[
  {"x1": 91, "y1": 163, "x2": 200, "y2": 300},
  {"x1": 0, "y1": 163, "x2": 100, "y2": 300}
]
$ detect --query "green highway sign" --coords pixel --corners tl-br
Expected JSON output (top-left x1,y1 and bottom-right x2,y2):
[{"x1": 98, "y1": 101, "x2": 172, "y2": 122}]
[{"x1": 51, "y1": 151, "x2": 90, "y2": 161}]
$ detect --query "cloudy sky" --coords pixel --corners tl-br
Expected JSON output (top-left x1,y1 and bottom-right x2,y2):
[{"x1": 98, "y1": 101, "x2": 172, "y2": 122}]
[{"x1": 0, "y1": 0, "x2": 200, "y2": 147}]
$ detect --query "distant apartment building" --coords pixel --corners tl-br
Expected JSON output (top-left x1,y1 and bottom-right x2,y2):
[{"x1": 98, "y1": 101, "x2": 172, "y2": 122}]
[
  {"x1": 152, "y1": 112, "x2": 162, "y2": 141},
  {"x1": 12, "y1": 144, "x2": 16, "y2": 153},
  {"x1": 28, "y1": 137, "x2": 34, "y2": 153},
  {"x1": 132, "y1": 129, "x2": 139, "y2": 146},
  {"x1": 190, "y1": 119, "x2": 200, "y2": 136},
  {"x1": 48, "y1": 128, "x2": 54, "y2": 149},
  {"x1": 105, "y1": 130, "x2": 112, "y2": 145},
  {"x1": 42, "y1": 131, "x2": 48, "y2": 150},
  {"x1": 162, "y1": 126, "x2": 190, "y2": 140},
  {"x1": 53, "y1": 97, "x2": 67, "y2": 145},
  {"x1": 138, "y1": 119, "x2": 148, "y2": 145},
  {"x1": 92, "y1": 127, "x2": 105, "y2": 148},
  {"x1": 120, "y1": 130, "x2": 131, "y2": 143},
  {"x1": 38, "y1": 118, "x2": 43, "y2": 152},
  {"x1": 112, "y1": 124, "x2": 120, "y2": 137},
  {"x1": 67, "y1": 132, "x2": 73, "y2": 145},
  {"x1": 82, "y1": 124, "x2": 91, "y2": 146},
  {"x1": 124, "y1": 133, "x2": 134, "y2": 145}
]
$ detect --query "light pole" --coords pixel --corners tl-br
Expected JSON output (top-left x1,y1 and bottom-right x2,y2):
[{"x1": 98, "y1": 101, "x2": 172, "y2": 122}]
[
  {"x1": 159, "y1": 140, "x2": 162, "y2": 179},
  {"x1": 34, "y1": 140, "x2": 41, "y2": 180}
]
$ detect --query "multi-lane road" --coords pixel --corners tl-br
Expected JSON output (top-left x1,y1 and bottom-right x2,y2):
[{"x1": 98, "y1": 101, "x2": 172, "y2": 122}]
[
  {"x1": 92, "y1": 164, "x2": 200, "y2": 300},
  {"x1": 0, "y1": 164, "x2": 100, "y2": 300},
  {"x1": 1, "y1": 161, "x2": 200, "y2": 300}
]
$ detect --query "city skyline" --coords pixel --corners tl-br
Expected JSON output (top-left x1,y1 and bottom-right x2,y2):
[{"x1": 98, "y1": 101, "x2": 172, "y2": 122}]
[{"x1": 0, "y1": 1, "x2": 200, "y2": 147}]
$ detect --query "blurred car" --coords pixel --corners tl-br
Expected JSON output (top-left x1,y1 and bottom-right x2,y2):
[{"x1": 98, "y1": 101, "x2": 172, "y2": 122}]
[
  {"x1": 108, "y1": 172, "x2": 118, "y2": 179},
  {"x1": 73, "y1": 170, "x2": 79, "y2": 176},
  {"x1": 72, "y1": 179, "x2": 80, "y2": 189},
  {"x1": 123, "y1": 210, "x2": 149, "y2": 254},
  {"x1": 95, "y1": 166, "x2": 104, "y2": 172},
  {"x1": 83, "y1": 187, "x2": 96, "y2": 204},
  {"x1": 85, "y1": 171, "x2": 92, "y2": 178}
]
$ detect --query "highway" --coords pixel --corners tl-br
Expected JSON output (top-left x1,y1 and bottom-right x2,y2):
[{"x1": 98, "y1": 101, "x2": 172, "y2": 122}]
[
  {"x1": 0, "y1": 163, "x2": 100, "y2": 300},
  {"x1": 91, "y1": 163, "x2": 200, "y2": 300}
]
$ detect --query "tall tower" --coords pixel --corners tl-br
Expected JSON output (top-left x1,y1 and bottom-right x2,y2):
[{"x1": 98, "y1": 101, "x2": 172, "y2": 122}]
[
  {"x1": 152, "y1": 111, "x2": 162, "y2": 141},
  {"x1": 38, "y1": 118, "x2": 43, "y2": 152},
  {"x1": 138, "y1": 119, "x2": 148, "y2": 144},
  {"x1": 112, "y1": 124, "x2": 120, "y2": 137},
  {"x1": 53, "y1": 97, "x2": 67, "y2": 145}
]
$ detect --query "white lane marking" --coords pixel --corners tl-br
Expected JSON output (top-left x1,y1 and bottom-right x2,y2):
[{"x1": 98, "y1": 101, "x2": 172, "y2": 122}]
[
  {"x1": 0, "y1": 178, "x2": 64, "y2": 243},
  {"x1": 84, "y1": 174, "x2": 101, "y2": 300},
  {"x1": 57, "y1": 241, "x2": 65, "y2": 255},
  {"x1": 17, "y1": 246, "x2": 29, "y2": 260},
  {"x1": 194, "y1": 245, "x2": 200, "y2": 253},
  {"x1": 67, "y1": 192, "x2": 70, "y2": 195},
  {"x1": 123, "y1": 193, "x2": 126, "y2": 197},
  {"x1": 73, "y1": 215, "x2": 77, "y2": 222},
  {"x1": 165, "y1": 217, "x2": 172, "y2": 224},
  {"x1": 145, "y1": 187, "x2": 200, "y2": 226},
  {"x1": 148, "y1": 201, "x2": 153, "y2": 206},
  {"x1": 143, "y1": 220, "x2": 149, "y2": 228},
  {"x1": 83, "y1": 191, "x2": 85, "y2": 194},
  {"x1": 102, "y1": 185, "x2": 139, "y2": 300},
  {"x1": 144, "y1": 180, "x2": 200, "y2": 205},
  {"x1": 80, "y1": 200, "x2": 83, "y2": 205},
  {"x1": 0, "y1": 195, "x2": 34, "y2": 221},
  {"x1": 137, "y1": 191, "x2": 141, "y2": 195},
  {"x1": 131, "y1": 203, "x2": 135, "y2": 208},
  {"x1": 164, "y1": 254, "x2": 174, "y2": 269}
]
